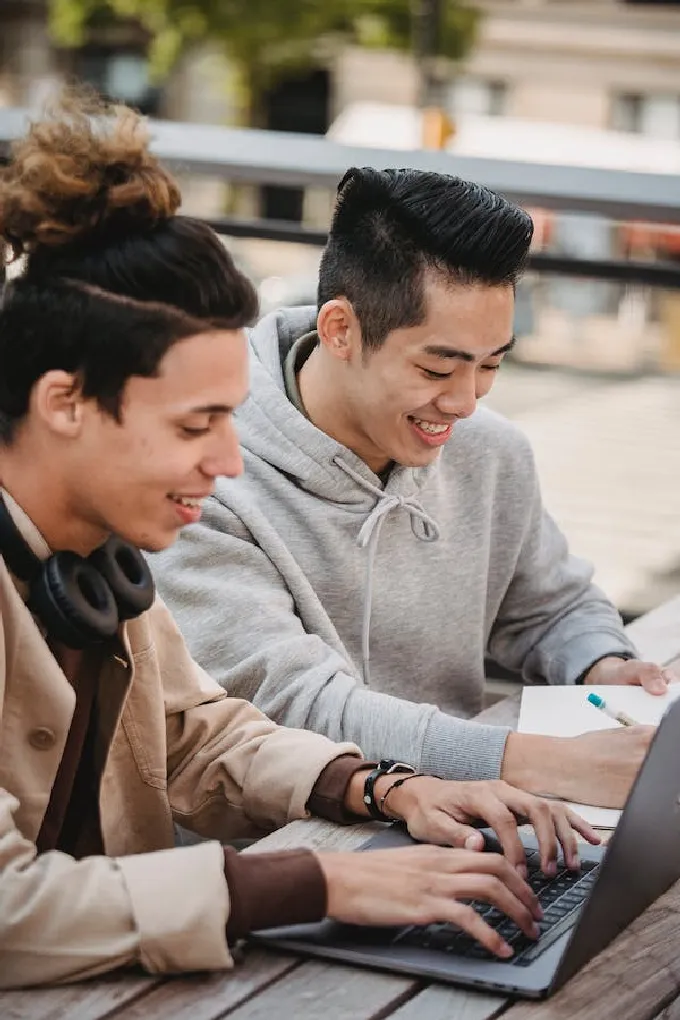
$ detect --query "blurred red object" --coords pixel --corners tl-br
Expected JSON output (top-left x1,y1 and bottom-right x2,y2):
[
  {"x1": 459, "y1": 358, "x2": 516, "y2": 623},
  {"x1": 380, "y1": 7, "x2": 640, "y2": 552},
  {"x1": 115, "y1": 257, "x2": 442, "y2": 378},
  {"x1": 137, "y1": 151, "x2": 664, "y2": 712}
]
[{"x1": 620, "y1": 222, "x2": 680, "y2": 257}]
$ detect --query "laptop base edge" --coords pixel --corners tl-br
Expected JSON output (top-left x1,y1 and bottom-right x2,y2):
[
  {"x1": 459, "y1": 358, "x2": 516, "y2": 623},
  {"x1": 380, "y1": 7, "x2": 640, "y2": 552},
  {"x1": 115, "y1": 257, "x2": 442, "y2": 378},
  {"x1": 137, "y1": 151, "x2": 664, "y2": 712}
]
[{"x1": 250, "y1": 927, "x2": 565, "y2": 1000}]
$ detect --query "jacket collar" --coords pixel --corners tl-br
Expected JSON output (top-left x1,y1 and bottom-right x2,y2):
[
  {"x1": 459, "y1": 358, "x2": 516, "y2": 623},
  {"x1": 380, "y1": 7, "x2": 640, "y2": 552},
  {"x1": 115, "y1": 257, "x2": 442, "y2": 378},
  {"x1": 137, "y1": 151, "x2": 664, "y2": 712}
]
[
  {"x1": 0, "y1": 488, "x2": 52, "y2": 602},
  {"x1": 1, "y1": 487, "x2": 52, "y2": 561}
]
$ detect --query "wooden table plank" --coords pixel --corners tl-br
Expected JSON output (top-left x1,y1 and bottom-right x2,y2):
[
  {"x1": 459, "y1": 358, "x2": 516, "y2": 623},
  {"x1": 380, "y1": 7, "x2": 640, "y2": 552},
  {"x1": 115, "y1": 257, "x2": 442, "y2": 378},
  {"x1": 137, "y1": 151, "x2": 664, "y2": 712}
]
[
  {"x1": 244, "y1": 817, "x2": 384, "y2": 856},
  {"x1": 388, "y1": 986, "x2": 507, "y2": 1020},
  {"x1": 222, "y1": 960, "x2": 419, "y2": 1020},
  {"x1": 0, "y1": 974, "x2": 157, "y2": 1020},
  {"x1": 104, "y1": 950, "x2": 300, "y2": 1020}
]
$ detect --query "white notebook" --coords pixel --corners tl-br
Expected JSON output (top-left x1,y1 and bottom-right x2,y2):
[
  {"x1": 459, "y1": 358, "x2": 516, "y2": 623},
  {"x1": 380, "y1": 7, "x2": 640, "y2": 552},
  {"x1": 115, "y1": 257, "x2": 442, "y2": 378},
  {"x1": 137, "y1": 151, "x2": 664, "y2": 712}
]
[{"x1": 517, "y1": 683, "x2": 680, "y2": 828}]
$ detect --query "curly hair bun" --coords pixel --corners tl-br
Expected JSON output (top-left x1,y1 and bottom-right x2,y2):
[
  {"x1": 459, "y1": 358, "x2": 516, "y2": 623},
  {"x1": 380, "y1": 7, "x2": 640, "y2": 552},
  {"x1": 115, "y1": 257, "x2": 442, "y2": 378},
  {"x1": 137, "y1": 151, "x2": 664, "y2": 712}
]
[{"x1": 0, "y1": 87, "x2": 181, "y2": 259}]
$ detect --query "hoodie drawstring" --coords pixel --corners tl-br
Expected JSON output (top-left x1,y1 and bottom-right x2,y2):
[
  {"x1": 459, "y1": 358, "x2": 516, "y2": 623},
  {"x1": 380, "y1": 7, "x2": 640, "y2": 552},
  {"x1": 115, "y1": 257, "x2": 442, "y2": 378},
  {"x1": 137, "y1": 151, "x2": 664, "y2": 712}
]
[{"x1": 332, "y1": 457, "x2": 440, "y2": 685}]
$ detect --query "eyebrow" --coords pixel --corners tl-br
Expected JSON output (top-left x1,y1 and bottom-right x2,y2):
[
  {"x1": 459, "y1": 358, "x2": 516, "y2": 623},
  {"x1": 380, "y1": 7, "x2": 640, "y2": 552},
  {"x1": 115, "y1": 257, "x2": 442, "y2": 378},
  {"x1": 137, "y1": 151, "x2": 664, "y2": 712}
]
[
  {"x1": 186, "y1": 403, "x2": 235, "y2": 415},
  {"x1": 421, "y1": 335, "x2": 517, "y2": 363}
]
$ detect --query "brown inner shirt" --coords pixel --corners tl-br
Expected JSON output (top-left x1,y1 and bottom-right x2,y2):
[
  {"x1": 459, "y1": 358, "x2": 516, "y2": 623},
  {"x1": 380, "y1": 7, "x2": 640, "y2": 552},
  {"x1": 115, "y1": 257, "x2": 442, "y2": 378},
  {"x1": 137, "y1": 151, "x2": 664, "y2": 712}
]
[{"x1": 36, "y1": 642, "x2": 104, "y2": 857}]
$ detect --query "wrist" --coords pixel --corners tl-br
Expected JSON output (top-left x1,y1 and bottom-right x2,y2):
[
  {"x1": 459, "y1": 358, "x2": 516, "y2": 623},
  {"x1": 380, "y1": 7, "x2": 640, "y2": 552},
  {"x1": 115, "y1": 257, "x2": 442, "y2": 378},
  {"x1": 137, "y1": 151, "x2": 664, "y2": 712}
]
[
  {"x1": 343, "y1": 761, "x2": 417, "y2": 821},
  {"x1": 500, "y1": 731, "x2": 569, "y2": 796},
  {"x1": 582, "y1": 655, "x2": 632, "y2": 685},
  {"x1": 381, "y1": 774, "x2": 431, "y2": 821}
]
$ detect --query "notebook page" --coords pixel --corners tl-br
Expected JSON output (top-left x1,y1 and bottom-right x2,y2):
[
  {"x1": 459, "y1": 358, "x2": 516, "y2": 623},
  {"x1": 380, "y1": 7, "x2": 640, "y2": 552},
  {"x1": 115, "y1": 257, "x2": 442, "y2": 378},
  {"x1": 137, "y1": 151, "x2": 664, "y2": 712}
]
[{"x1": 517, "y1": 684, "x2": 680, "y2": 828}]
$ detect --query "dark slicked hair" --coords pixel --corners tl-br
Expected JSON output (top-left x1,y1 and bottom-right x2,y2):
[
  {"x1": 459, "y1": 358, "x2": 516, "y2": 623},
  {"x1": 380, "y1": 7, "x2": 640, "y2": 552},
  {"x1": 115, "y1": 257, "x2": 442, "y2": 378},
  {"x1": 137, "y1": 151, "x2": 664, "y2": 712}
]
[{"x1": 318, "y1": 167, "x2": 534, "y2": 350}]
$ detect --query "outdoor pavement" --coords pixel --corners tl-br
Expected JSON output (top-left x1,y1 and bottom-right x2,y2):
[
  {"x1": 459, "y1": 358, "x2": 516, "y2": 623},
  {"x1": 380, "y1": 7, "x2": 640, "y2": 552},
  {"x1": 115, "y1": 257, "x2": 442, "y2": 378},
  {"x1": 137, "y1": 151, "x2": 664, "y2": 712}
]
[{"x1": 485, "y1": 364, "x2": 680, "y2": 618}]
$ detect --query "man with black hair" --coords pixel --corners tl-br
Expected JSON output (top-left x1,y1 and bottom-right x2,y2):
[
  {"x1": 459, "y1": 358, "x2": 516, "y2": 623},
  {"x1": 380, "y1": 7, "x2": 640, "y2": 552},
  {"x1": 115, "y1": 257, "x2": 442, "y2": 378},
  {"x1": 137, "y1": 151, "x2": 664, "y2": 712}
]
[{"x1": 153, "y1": 167, "x2": 672, "y2": 807}]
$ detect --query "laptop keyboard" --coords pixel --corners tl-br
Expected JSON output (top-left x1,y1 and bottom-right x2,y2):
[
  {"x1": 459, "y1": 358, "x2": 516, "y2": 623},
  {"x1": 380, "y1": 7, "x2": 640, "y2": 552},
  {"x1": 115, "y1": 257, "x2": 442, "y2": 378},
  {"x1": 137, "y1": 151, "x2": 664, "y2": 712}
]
[{"x1": 393, "y1": 849, "x2": 600, "y2": 967}]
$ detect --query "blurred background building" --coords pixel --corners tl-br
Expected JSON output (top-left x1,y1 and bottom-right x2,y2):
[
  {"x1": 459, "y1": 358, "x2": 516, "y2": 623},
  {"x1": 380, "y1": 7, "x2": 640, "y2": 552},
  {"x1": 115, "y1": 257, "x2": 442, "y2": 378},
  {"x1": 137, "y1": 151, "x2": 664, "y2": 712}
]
[
  {"x1": 1, "y1": 0, "x2": 680, "y2": 622},
  {"x1": 4, "y1": 3, "x2": 680, "y2": 141}
]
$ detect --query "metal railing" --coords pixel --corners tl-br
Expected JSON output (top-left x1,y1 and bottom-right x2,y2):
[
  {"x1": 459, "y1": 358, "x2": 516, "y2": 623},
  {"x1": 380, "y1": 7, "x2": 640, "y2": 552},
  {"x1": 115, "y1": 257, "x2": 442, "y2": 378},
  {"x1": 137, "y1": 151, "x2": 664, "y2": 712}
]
[
  {"x1": 204, "y1": 216, "x2": 680, "y2": 288},
  {"x1": 2, "y1": 107, "x2": 680, "y2": 289}
]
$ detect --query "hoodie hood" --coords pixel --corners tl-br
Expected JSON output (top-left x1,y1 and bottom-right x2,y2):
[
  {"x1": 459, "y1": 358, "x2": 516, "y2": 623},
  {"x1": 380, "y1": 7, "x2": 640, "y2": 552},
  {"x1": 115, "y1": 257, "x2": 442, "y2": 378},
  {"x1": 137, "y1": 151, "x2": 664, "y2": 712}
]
[
  {"x1": 236, "y1": 305, "x2": 440, "y2": 684},
  {"x1": 238, "y1": 305, "x2": 439, "y2": 506}
]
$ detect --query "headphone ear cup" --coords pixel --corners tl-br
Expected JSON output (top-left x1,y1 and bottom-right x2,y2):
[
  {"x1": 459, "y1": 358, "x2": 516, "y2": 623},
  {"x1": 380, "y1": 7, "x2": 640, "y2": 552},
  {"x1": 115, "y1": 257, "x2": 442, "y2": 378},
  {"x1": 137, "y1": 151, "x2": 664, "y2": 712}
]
[
  {"x1": 29, "y1": 552, "x2": 119, "y2": 649},
  {"x1": 88, "y1": 537, "x2": 155, "y2": 621}
]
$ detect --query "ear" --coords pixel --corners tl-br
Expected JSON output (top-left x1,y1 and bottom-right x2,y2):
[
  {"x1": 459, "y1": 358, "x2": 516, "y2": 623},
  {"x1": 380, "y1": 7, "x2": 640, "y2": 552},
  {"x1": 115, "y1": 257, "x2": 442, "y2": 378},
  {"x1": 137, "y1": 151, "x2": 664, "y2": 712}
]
[
  {"x1": 317, "y1": 298, "x2": 361, "y2": 363},
  {"x1": 31, "y1": 371, "x2": 86, "y2": 438}
]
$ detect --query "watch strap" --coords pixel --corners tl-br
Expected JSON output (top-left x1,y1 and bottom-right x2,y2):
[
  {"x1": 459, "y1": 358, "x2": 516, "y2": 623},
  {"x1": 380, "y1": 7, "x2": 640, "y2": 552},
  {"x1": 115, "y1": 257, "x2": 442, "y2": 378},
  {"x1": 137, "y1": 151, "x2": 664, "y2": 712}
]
[{"x1": 363, "y1": 758, "x2": 416, "y2": 822}]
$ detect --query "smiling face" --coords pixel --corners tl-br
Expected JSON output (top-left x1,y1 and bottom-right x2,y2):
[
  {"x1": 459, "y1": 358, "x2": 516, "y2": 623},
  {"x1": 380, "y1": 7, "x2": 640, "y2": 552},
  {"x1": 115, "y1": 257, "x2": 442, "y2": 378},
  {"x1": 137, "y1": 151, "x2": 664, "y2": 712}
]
[
  {"x1": 316, "y1": 273, "x2": 515, "y2": 474},
  {"x1": 56, "y1": 328, "x2": 248, "y2": 552}
]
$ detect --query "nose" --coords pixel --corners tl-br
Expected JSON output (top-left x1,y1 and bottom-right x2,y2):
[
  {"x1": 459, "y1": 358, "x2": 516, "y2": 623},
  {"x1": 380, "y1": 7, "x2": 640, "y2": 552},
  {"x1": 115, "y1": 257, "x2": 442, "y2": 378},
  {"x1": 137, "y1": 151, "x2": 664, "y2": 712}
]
[
  {"x1": 201, "y1": 422, "x2": 244, "y2": 480},
  {"x1": 434, "y1": 373, "x2": 478, "y2": 420}
]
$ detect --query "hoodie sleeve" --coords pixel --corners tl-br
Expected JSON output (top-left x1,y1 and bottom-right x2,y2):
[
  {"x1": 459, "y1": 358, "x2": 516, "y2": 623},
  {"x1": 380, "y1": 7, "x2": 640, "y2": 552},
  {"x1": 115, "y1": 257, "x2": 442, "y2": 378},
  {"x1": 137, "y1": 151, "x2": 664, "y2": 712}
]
[
  {"x1": 150, "y1": 500, "x2": 511, "y2": 783},
  {"x1": 487, "y1": 444, "x2": 637, "y2": 685}
]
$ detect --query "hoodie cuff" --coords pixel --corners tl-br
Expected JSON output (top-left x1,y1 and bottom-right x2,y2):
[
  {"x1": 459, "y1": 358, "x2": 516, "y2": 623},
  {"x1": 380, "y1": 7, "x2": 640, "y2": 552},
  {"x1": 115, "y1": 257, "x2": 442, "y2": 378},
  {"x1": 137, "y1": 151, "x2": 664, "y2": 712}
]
[
  {"x1": 307, "y1": 754, "x2": 375, "y2": 823},
  {"x1": 224, "y1": 847, "x2": 327, "y2": 942},
  {"x1": 420, "y1": 712, "x2": 510, "y2": 781},
  {"x1": 550, "y1": 632, "x2": 638, "y2": 686}
]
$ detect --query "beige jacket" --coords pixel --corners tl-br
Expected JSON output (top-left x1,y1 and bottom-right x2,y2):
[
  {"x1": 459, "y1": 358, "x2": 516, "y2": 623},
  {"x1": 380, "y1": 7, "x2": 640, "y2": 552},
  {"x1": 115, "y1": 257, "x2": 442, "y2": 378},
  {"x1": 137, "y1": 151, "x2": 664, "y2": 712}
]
[{"x1": 0, "y1": 498, "x2": 360, "y2": 988}]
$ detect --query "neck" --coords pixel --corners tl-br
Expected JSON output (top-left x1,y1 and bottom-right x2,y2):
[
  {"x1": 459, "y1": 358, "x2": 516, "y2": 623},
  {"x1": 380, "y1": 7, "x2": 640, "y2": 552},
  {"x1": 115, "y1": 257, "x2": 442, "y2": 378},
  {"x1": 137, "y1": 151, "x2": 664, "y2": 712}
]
[
  {"x1": 298, "y1": 347, "x2": 389, "y2": 475},
  {"x1": 0, "y1": 445, "x2": 108, "y2": 556}
]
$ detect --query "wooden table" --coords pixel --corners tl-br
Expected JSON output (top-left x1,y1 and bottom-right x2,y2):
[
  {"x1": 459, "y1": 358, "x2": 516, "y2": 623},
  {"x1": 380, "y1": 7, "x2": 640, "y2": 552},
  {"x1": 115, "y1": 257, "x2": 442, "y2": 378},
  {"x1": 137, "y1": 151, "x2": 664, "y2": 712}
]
[{"x1": 3, "y1": 596, "x2": 680, "y2": 1020}]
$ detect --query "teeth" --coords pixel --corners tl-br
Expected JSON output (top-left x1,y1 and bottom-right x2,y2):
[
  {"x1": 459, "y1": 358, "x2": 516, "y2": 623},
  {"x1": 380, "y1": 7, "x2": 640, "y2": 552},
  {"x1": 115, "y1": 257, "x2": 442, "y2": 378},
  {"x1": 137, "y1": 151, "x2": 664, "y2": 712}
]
[
  {"x1": 172, "y1": 496, "x2": 202, "y2": 508},
  {"x1": 412, "y1": 418, "x2": 450, "y2": 434}
]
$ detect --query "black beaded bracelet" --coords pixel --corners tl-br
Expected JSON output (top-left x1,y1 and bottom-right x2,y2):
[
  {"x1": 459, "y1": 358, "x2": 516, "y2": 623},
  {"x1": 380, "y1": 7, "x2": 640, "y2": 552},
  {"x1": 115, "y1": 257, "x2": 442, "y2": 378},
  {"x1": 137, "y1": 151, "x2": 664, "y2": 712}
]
[
  {"x1": 363, "y1": 759, "x2": 416, "y2": 822},
  {"x1": 378, "y1": 773, "x2": 422, "y2": 820}
]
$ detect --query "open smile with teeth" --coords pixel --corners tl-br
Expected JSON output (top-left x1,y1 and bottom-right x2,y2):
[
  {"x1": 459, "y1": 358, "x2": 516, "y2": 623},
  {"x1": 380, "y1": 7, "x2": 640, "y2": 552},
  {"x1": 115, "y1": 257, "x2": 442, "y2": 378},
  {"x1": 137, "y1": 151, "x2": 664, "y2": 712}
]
[
  {"x1": 170, "y1": 495, "x2": 204, "y2": 507},
  {"x1": 410, "y1": 417, "x2": 451, "y2": 434}
]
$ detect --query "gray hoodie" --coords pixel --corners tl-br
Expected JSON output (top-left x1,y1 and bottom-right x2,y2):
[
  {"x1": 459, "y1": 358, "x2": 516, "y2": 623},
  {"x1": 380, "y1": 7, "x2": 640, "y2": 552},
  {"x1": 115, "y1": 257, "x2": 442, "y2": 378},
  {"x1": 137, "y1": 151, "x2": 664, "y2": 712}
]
[{"x1": 151, "y1": 306, "x2": 636, "y2": 781}]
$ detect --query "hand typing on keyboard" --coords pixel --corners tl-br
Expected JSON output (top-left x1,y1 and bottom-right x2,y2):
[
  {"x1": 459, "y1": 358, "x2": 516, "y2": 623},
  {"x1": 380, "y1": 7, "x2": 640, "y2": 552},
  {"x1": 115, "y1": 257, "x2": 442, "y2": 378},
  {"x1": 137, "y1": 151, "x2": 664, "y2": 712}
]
[
  {"x1": 326, "y1": 772, "x2": 603, "y2": 960},
  {"x1": 381, "y1": 777, "x2": 601, "y2": 876},
  {"x1": 319, "y1": 844, "x2": 545, "y2": 959},
  {"x1": 395, "y1": 849, "x2": 601, "y2": 966}
]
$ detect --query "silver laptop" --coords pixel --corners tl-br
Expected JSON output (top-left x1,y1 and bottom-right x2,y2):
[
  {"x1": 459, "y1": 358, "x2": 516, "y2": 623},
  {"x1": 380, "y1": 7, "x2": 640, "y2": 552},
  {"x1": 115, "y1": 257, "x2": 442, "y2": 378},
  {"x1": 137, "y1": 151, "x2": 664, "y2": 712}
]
[{"x1": 253, "y1": 696, "x2": 680, "y2": 999}]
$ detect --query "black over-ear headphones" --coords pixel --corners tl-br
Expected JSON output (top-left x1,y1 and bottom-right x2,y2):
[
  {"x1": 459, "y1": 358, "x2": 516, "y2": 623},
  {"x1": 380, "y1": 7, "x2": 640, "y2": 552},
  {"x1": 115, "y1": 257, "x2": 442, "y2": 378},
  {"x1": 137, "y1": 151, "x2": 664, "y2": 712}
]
[{"x1": 0, "y1": 494, "x2": 155, "y2": 648}]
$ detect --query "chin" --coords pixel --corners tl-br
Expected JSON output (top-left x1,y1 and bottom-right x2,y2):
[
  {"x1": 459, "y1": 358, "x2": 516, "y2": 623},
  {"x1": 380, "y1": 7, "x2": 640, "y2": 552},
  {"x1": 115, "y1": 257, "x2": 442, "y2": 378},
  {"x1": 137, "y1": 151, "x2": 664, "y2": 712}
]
[
  {"x1": 396, "y1": 448, "x2": 442, "y2": 469},
  {"x1": 111, "y1": 521, "x2": 178, "y2": 553},
  {"x1": 138, "y1": 530, "x2": 179, "y2": 554}
]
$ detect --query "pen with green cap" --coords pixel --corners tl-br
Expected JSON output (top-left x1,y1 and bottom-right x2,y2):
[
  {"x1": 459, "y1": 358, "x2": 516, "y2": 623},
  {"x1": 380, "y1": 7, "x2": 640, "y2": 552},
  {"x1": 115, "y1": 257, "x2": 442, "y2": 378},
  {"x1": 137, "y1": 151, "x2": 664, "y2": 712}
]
[{"x1": 586, "y1": 692, "x2": 638, "y2": 727}]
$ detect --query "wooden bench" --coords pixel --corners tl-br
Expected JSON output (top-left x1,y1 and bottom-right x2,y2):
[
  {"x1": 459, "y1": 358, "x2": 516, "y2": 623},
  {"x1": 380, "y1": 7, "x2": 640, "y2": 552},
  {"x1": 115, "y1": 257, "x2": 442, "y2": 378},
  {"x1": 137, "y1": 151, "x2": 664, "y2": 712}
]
[{"x1": 3, "y1": 594, "x2": 679, "y2": 1020}]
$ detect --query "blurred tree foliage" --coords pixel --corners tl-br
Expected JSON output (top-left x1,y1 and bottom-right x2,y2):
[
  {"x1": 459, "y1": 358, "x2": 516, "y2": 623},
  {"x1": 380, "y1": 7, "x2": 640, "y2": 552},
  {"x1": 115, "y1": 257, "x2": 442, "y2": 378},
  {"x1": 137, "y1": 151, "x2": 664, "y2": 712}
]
[{"x1": 48, "y1": 0, "x2": 479, "y2": 123}]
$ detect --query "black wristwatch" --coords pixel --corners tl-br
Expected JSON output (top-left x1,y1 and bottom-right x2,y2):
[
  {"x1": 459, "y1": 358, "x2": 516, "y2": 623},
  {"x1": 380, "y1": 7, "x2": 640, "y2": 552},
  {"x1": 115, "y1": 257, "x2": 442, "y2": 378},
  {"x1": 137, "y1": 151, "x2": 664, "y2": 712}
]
[{"x1": 363, "y1": 759, "x2": 416, "y2": 822}]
